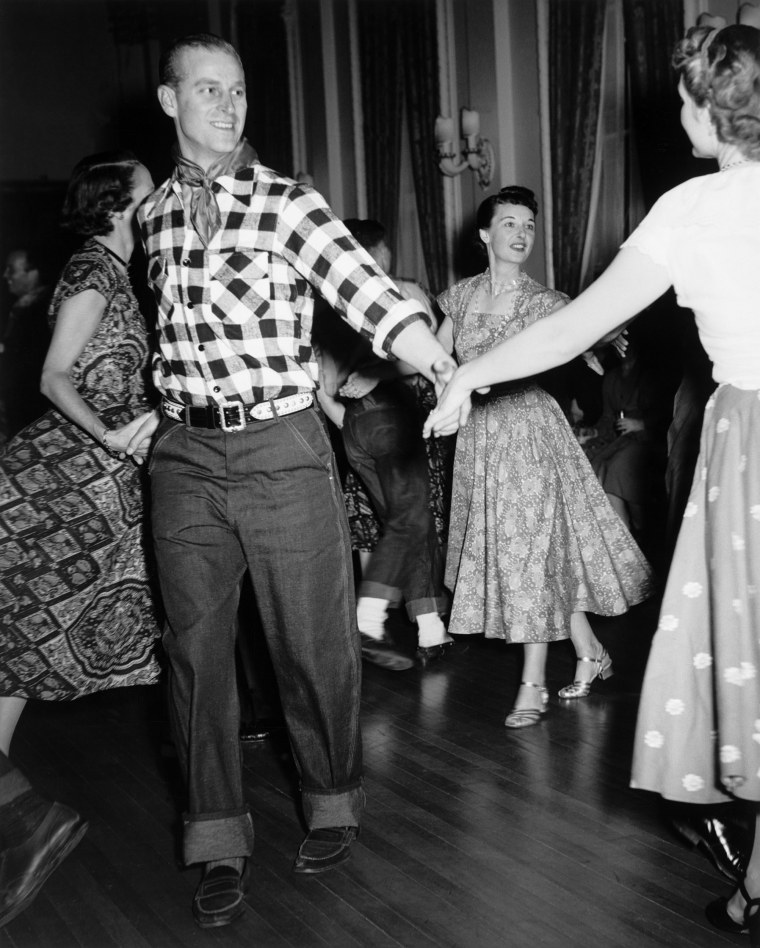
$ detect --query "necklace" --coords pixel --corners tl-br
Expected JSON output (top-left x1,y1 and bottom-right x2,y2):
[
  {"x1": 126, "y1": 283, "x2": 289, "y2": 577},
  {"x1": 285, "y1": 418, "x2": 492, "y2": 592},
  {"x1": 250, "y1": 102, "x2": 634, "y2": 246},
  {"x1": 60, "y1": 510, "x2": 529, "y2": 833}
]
[
  {"x1": 489, "y1": 272, "x2": 522, "y2": 296},
  {"x1": 95, "y1": 240, "x2": 129, "y2": 268},
  {"x1": 719, "y1": 157, "x2": 753, "y2": 172}
]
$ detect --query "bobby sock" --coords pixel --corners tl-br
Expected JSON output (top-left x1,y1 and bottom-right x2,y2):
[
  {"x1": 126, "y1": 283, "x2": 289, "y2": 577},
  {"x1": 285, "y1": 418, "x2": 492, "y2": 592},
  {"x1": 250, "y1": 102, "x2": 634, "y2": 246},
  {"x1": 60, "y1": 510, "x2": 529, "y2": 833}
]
[
  {"x1": 356, "y1": 597, "x2": 389, "y2": 640},
  {"x1": 416, "y1": 612, "x2": 449, "y2": 648}
]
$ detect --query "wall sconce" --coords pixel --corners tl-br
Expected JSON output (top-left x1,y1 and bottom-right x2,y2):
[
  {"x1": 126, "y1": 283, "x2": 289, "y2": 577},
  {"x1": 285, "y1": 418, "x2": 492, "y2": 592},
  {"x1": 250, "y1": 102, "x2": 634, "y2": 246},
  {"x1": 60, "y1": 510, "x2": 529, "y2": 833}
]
[{"x1": 435, "y1": 108, "x2": 494, "y2": 190}]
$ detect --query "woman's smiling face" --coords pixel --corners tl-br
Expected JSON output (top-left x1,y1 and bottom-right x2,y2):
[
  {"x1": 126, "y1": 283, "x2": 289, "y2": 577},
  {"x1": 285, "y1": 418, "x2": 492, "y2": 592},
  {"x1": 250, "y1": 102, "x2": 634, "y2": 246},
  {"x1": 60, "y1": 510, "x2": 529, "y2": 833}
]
[{"x1": 480, "y1": 202, "x2": 536, "y2": 264}]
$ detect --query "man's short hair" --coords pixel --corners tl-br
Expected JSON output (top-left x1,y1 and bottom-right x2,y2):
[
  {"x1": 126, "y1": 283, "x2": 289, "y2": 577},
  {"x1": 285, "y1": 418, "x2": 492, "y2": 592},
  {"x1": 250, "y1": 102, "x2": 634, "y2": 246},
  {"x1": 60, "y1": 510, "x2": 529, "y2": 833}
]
[
  {"x1": 159, "y1": 33, "x2": 243, "y2": 88},
  {"x1": 342, "y1": 219, "x2": 386, "y2": 253}
]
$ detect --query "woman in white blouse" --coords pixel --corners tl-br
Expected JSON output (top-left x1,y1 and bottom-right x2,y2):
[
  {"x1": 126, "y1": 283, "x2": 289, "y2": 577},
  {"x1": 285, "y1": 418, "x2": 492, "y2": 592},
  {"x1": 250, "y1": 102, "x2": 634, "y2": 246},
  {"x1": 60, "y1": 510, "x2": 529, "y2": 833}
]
[{"x1": 426, "y1": 22, "x2": 760, "y2": 942}]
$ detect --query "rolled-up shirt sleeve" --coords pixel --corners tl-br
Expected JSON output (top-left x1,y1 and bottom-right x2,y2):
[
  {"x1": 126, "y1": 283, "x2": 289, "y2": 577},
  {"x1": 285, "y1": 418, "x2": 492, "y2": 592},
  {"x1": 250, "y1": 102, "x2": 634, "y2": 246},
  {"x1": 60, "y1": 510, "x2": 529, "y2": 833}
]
[{"x1": 275, "y1": 183, "x2": 424, "y2": 358}]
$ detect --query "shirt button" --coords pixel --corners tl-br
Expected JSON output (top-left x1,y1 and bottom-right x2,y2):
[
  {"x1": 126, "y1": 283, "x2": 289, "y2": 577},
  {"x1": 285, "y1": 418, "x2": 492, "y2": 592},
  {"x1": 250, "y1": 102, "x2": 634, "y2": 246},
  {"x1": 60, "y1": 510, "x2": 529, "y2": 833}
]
[
  {"x1": 182, "y1": 258, "x2": 191, "y2": 266},
  {"x1": 187, "y1": 302, "x2": 194, "y2": 309},
  {"x1": 198, "y1": 344, "x2": 205, "y2": 351},
  {"x1": 213, "y1": 386, "x2": 221, "y2": 393}
]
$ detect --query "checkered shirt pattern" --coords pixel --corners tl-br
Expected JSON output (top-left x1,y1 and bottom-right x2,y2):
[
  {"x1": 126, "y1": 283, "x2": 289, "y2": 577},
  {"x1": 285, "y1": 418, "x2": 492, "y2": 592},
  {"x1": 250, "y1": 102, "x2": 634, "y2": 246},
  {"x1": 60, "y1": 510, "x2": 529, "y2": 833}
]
[{"x1": 138, "y1": 162, "x2": 423, "y2": 407}]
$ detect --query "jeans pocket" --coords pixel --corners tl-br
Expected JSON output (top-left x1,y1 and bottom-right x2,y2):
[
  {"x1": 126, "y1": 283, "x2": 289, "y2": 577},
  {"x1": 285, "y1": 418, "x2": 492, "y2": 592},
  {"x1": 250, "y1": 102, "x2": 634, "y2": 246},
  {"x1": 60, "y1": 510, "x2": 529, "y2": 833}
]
[
  {"x1": 282, "y1": 411, "x2": 334, "y2": 474},
  {"x1": 148, "y1": 420, "x2": 184, "y2": 475}
]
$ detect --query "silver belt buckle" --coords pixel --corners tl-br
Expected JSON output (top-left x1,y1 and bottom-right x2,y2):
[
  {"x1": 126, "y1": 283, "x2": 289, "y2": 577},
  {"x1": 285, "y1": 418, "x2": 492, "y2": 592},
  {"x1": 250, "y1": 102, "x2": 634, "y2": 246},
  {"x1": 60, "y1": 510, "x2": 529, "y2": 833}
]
[{"x1": 219, "y1": 402, "x2": 247, "y2": 432}]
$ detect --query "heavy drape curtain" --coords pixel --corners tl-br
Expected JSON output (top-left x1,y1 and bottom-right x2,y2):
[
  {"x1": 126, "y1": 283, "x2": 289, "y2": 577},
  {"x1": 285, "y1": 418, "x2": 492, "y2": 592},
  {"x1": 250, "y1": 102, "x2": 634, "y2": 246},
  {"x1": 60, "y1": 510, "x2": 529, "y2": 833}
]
[
  {"x1": 356, "y1": 0, "x2": 447, "y2": 293},
  {"x1": 622, "y1": 0, "x2": 704, "y2": 208},
  {"x1": 547, "y1": 0, "x2": 606, "y2": 299},
  {"x1": 236, "y1": 0, "x2": 293, "y2": 175},
  {"x1": 106, "y1": 0, "x2": 292, "y2": 178}
]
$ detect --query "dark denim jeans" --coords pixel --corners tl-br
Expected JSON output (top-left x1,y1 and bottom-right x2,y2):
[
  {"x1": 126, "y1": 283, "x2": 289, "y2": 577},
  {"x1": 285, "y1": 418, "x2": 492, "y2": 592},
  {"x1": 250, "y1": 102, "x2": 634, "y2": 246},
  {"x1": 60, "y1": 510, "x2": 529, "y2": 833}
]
[
  {"x1": 342, "y1": 382, "x2": 445, "y2": 618},
  {"x1": 149, "y1": 407, "x2": 364, "y2": 865}
]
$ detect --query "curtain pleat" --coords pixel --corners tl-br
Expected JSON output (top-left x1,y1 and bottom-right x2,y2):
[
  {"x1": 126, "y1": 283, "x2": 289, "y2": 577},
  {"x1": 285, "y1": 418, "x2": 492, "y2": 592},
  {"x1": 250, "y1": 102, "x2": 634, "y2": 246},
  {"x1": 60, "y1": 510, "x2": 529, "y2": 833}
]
[
  {"x1": 622, "y1": 0, "x2": 706, "y2": 207},
  {"x1": 356, "y1": 0, "x2": 447, "y2": 293},
  {"x1": 548, "y1": 0, "x2": 606, "y2": 298},
  {"x1": 400, "y1": 1, "x2": 448, "y2": 294},
  {"x1": 356, "y1": 2, "x2": 404, "y2": 248}
]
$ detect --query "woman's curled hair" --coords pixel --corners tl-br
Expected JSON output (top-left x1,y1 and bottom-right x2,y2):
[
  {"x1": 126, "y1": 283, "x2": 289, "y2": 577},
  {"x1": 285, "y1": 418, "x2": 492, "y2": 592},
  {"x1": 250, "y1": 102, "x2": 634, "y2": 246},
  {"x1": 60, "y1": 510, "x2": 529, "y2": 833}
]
[
  {"x1": 476, "y1": 185, "x2": 539, "y2": 232},
  {"x1": 673, "y1": 24, "x2": 760, "y2": 159},
  {"x1": 61, "y1": 150, "x2": 140, "y2": 236}
]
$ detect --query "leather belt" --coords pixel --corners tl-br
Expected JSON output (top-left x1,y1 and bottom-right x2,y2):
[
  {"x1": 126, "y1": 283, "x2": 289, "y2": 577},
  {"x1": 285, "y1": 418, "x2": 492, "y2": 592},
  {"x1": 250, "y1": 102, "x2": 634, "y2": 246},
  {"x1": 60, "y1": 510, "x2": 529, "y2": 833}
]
[{"x1": 161, "y1": 393, "x2": 314, "y2": 431}]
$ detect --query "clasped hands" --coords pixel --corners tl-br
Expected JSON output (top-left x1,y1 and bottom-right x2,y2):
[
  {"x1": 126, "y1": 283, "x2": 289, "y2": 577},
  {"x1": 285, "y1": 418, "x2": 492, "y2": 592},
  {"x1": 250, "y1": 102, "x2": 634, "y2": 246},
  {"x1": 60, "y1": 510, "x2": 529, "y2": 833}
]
[{"x1": 424, "y1": 358, "x2": 479, "y2": 438}]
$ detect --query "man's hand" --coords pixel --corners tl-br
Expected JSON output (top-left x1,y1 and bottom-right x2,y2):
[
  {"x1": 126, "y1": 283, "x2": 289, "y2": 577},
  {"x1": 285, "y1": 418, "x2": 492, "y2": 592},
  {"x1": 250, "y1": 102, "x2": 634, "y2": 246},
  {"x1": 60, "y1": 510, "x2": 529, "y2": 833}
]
[
  {"x1": 424, "y1": 362, "x2": 473, "y2": 437},
  {"x1": 125, "y1": 409, "x2": 161, "y2": 464},
  {"x1": 339, "y1": 371, "x2": 379, "y2": 399},
  {"x1": 431, "y1": 357, "x2": 456, "y2": 397},
  {"x1": 615, "y1": 416, "x2": 644, "y2": 436}
]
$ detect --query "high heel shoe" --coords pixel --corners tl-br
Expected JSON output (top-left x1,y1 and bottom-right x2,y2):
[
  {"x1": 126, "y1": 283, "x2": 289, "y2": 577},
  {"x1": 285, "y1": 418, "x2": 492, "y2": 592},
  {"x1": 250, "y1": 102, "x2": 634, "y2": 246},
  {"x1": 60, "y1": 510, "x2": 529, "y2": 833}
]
[
  {"x1": 504, "y1": 681, "x2": 549, "y2": 729},
  {"x1": 705, "y1": 878, "x2": 760, "y2": 945},
  {"x1": 558, "y1": 648, "x2": 613, "y2": 699}
]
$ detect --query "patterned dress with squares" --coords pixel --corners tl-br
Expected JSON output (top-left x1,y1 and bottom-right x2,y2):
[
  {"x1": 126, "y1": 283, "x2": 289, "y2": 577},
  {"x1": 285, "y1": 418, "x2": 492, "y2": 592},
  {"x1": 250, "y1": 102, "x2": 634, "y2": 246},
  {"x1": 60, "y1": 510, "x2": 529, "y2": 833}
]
[{"x1": 0, "y1": 241, "x2": 162, "y2": 699}]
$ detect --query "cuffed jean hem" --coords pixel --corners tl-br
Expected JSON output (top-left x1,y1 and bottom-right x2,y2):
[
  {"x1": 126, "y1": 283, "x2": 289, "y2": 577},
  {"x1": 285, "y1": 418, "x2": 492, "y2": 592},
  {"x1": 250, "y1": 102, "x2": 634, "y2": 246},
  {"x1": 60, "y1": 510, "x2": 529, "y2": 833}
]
[
  {"x1": 183, "y1": 808, "x2": 254, "y2": 865},
  {"x1": 359, "y1": 580, "x2": 402, "y2": 607},
  {"x1": 406, "y1": 596, "x2": 447, "y2": 621},
  {"x1": 302, "y1": 782, "x2": 365, "y2": 829}
]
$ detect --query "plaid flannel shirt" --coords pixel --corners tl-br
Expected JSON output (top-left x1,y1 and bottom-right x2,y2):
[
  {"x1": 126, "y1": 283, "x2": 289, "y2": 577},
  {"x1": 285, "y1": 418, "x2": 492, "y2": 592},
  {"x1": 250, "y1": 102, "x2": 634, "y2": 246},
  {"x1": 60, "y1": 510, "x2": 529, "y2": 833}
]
[{"x1": 138, "y1": 162, "x2": 424, "y2": 407}]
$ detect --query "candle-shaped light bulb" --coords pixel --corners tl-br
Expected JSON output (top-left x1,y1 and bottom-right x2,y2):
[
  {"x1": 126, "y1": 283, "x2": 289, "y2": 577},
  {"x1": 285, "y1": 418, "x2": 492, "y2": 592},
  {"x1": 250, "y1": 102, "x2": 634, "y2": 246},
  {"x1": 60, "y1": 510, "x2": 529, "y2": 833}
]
[
  {"x1": 461, "y1": 108, "x2": 480, "y2": 137},
  {"x1": 435, "y1": 115, "x2": 455, "y2": 143}
]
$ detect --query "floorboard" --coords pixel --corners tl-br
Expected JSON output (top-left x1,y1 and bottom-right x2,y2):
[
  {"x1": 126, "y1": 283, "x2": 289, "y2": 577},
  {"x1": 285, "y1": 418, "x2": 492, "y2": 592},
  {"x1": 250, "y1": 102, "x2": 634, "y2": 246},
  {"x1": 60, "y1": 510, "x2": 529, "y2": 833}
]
[{"x1": 2, "y1": 598, "x2": 744, "y2": 947}]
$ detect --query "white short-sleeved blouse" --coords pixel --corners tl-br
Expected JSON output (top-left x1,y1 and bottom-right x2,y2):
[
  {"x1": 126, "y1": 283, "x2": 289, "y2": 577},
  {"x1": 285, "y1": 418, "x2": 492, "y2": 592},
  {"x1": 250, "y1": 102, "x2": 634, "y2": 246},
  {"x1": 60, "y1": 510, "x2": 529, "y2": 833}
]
[{"x1": 623, "y1": 164, "x2": 760, "y2": 389}]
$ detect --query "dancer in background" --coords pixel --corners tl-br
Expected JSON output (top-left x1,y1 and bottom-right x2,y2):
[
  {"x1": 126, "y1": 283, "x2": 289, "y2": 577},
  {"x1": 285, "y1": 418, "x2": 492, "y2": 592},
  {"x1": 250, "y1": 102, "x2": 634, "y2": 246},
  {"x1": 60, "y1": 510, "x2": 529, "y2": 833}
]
[
  {"x1": 0, "y1": 151, "x2": 161, "y2": 925},
  {"x1": 434, "y1": 186, "x2": 653, "y2": 728},
  {"x1": 426, "y1": 22, "x2": 760, "y2": 944}
]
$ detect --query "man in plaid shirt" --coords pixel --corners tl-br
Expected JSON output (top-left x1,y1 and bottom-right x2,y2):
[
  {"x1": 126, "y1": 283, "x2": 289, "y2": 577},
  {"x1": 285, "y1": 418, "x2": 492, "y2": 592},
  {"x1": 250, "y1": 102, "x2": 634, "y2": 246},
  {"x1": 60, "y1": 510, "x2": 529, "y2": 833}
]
[{"x1": 129, "y1": 33, "x2": 459, "y2": 928}]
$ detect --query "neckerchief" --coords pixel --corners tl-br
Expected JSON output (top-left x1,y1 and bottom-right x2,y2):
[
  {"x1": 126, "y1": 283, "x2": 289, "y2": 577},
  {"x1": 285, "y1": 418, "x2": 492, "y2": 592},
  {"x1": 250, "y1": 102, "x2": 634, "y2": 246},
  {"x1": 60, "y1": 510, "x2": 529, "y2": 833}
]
[{"x1": 173, "y1": 138, "x2": 258, "y2": 246}]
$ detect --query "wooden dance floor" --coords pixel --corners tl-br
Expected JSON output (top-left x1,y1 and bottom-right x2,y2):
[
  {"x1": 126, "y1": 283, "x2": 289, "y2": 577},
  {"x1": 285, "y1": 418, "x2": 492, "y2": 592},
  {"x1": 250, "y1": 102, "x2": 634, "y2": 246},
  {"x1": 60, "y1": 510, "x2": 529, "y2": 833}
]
[{"x1": 3, "y1": 599, "x2": 741, "y2": 947}]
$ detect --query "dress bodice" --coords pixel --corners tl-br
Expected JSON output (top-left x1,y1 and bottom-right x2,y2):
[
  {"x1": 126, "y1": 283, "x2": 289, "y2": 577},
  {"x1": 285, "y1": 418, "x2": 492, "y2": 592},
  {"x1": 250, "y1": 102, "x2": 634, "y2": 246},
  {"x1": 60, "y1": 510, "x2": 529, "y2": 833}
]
[
  {"x1": 437, "y1": 271, "x2": 569, "y2": 364},
  {"x1": 49, "y1": 240, "x2": 151, "y2": 412}
]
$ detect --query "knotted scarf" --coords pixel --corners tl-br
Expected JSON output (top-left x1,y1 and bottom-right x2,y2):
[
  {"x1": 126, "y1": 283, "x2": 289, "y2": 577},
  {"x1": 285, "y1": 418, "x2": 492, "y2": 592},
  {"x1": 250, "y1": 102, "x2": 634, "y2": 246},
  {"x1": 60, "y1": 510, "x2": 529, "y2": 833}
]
[{"x1": 173, "y1": 138, "x2": 258, "y2": 246}]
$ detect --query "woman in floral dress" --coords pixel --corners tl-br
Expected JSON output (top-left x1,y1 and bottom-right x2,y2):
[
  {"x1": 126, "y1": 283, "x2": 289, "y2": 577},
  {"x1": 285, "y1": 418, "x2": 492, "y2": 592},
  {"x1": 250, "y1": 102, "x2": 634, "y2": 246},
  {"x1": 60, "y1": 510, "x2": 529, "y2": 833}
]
[
  {"x1": 427, "y1": 22, "x2": 760, "y2": 939},
  {"x1": 0, "y1": 151, "x2": 161, "y2": 759},
  {"x1": 435, "y1": 186, "x2": 654, "y2": 727}
]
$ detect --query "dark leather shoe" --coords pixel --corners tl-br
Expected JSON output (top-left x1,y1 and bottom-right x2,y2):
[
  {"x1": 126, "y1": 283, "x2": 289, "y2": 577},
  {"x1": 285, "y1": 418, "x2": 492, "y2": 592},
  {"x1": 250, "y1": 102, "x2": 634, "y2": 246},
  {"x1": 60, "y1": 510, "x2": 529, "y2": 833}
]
[
  {"x1": 360, "y1": 634, "x2": 413, "y2": 671},
  {"x1": 0, "y1": 802, "x2": 88, "y2": 927},
  {"x1": 293, "y1": 826, "x2": 357, "y2": 874},
  {"x1": 416, "y1": 637, "x2": 455, "y2": 666},
  {"x1": 192, "y1": 863, "x2": 248, "y2": 929},
  {"x1": 671, "y1": 815, "x2": 749, "y2": 883}
]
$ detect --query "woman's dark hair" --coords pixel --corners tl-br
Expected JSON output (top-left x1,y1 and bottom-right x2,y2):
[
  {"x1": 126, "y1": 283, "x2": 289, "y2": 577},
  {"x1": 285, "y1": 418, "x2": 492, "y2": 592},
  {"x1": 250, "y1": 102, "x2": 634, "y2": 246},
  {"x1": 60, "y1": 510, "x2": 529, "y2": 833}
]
[
  {"x1": 476, "y1": 185, "x2": 539, "y2": 231},
  {"x1": 159, "y1": 33, "x2": 243, "y2": 88},
  {"x1": 343, "y1": 218, "x2": 386, "y2": 252},
  {"x1": 673, "y1": 24, "x2": 760, "y2": 159},
  {"x1": 61, "y1": 151, "x2": 140, "y2": 237}
]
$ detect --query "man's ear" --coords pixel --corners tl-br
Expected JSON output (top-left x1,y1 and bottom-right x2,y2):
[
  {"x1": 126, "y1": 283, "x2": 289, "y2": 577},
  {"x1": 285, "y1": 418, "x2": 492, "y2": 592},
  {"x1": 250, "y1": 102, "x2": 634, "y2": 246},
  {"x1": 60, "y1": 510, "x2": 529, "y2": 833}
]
[{"x1": 158, "y1": 84, "x2": 177, "y2": 118}]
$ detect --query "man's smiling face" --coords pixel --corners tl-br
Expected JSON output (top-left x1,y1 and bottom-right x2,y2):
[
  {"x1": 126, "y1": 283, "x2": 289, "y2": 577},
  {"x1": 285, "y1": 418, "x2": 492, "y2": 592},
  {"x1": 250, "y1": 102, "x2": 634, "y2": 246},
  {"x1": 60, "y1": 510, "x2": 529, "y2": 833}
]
[{"x1": 159, "y1": 46, "x2": 247, "y2": 169}]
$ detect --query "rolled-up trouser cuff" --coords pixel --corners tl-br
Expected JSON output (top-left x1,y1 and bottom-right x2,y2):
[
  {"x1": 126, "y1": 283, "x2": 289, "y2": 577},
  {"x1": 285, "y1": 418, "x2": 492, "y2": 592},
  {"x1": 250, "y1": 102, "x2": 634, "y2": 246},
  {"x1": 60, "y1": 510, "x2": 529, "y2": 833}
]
[
  {"x1": 183, "y1": 808, "x2": 254, "y2": 865},
  {"x1": 406, "y1": 596, "x2": 446, "y2": 621},
  {"x1": 359, "y1": 581, "x2": 401, "y2": 607},
  {"x1": 302, "y1": 781, "x2": 365, "y2": 829}
]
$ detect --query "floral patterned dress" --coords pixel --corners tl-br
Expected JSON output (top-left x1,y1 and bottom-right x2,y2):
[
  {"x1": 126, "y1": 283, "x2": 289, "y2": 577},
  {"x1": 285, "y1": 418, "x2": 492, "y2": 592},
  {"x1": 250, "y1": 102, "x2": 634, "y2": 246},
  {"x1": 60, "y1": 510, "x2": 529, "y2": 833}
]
[
  {"x1": 0, "y1": 241, "x2": 162, "y2": 699},
  {"x1": 438, "y1": 271, "x2": 654, "y2": 642}
]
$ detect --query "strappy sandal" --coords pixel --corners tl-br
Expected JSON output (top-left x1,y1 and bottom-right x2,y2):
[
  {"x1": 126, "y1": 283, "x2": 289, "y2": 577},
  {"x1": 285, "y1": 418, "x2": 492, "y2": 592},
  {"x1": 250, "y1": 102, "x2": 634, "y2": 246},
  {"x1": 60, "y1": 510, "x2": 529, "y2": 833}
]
[
  {"x1": 706, "y1": 878, "x2": 760, "y2": 945},
  {"x1": 558, "y1": 649, "x2": 613, "y2": 699},
  {"x1": 504, "y1": 681, "x2": 549, "y2": 729}
]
